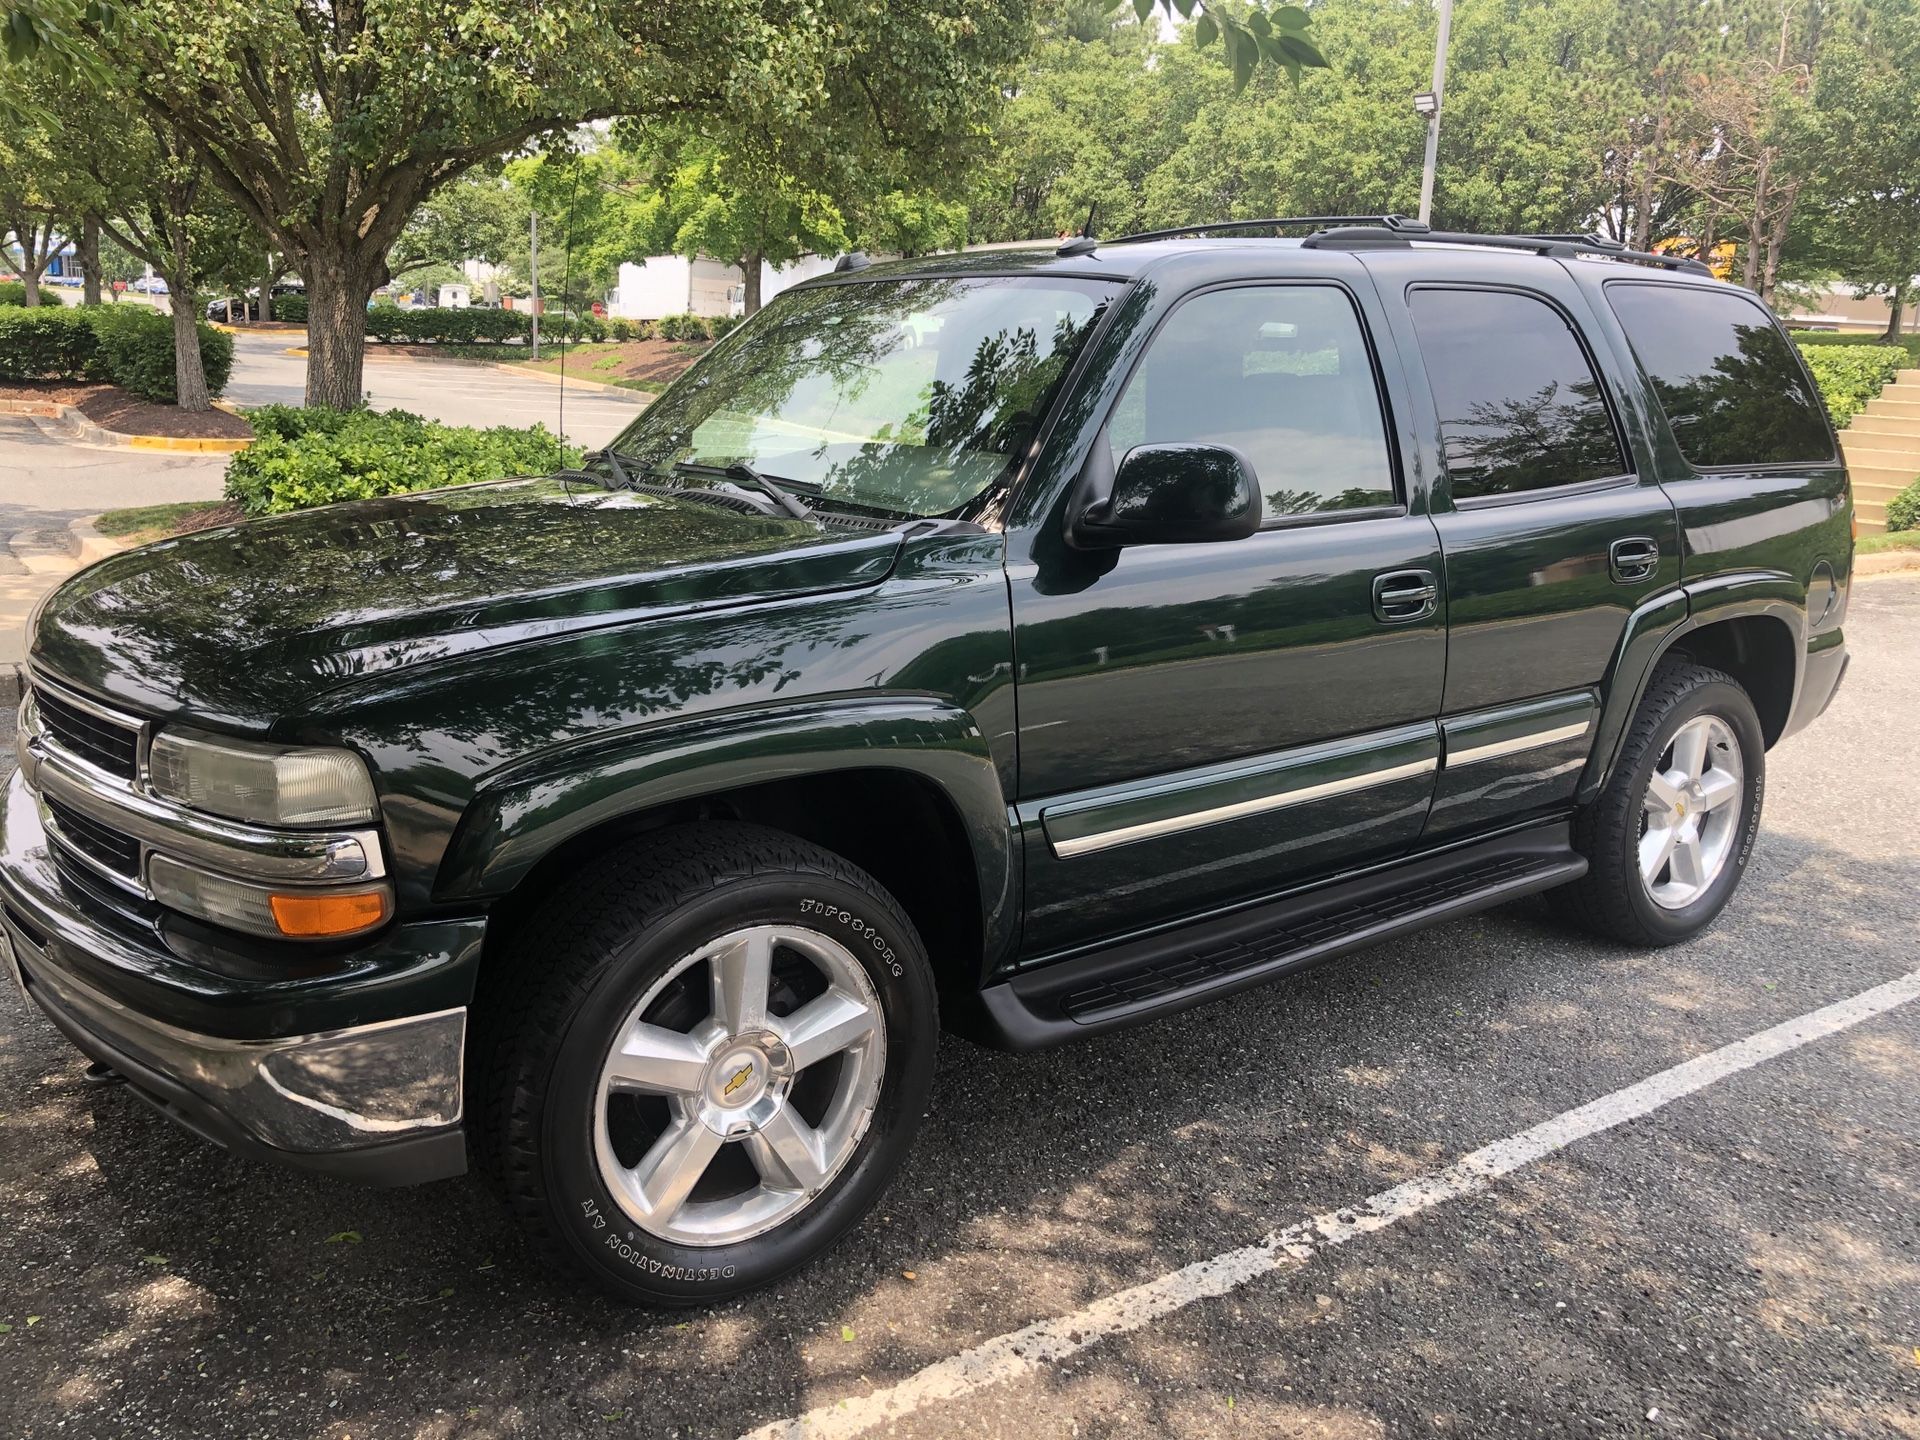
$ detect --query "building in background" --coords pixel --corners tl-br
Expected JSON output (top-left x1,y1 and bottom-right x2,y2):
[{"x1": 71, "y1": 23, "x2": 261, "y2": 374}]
[
  {"x1": 610, "y1": 254, "x2": 839, "y2": 320},
  {"x1": 1782, "y1": 282, "x2": 1919, "y2": 335}
]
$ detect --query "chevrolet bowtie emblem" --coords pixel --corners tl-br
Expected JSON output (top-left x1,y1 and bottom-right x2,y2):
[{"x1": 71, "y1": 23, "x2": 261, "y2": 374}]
[{"x1": 723, "y1": 1063, "x2": 755, "y2": 1097}]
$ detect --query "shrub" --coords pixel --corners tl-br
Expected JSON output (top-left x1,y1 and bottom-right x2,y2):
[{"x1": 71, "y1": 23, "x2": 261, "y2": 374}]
[
  {"x1": 0, "y1": 307, "x2": 99, "y2": 379},
  {"x1": 1887, "y1": 477, "x2": 1920, "y2": 534},
  {"x1": 606, "y1": 317, "x2": 635, "y2": 342},
  {"x1": 223, "y1": 407, "x2": 582, "y2": 515},
  {"x1": 87, "y1": 306, "x2": 234, "y2": 403},
  {"x1": 1795, "y1": 342, "x2": 1908, "y2": 428},
  {"x1": 271, "y1": 294, "x2": 308, "y2": 323},
  {"x1": 657, "y1": 312, "x2": 712, "y2": 341},
  {"x1": 708, "y1": 314, "x2": 742, "y2": 339},
  {"x1": 0, "y1": 303, "x2": 231, "y2": 401},
  {"x1": 365, "y1": 305, "x2": 533, "y2": 345},
  {"x1": 0, "y1": 282, "x2": 67, "y2": 308}
]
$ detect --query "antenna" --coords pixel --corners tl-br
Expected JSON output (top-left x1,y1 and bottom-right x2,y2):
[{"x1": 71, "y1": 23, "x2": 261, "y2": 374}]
[{"x1": 558, "y1": 162, "x2": 582, "y2": 444}]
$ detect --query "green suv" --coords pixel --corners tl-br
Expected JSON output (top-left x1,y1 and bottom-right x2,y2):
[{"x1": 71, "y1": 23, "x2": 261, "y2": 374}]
[{"x1": 1, "y1": 218, "x2": 1853, "y2": 1303}]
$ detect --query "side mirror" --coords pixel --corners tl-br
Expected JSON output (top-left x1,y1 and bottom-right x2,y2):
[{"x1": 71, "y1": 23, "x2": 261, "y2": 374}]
[{"x1": 1068, "y1": 442, "x2": 1263, "y2": 549}]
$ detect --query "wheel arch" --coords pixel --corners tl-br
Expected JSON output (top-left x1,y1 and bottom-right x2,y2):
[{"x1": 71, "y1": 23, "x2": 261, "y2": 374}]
[
  {"x1": 441, "y1": 699, "x2": 1017, "y2": 995},
  {"x1": 1579, "y1": 574, "x2": 1805, "y2": 802}
]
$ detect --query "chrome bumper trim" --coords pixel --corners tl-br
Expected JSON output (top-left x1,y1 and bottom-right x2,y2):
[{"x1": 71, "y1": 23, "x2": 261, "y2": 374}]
[{"x1": 3, "y1": 910, "x2": 465, "y2": 1152}]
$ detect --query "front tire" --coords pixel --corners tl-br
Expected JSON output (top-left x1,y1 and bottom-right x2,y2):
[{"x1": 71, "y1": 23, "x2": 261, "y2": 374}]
[
  {"x1": 477, "y1": 822, "x2": 938, "y2": 1305},
  {"x1": 1560, "y1": 659, "x2": 1766, "y2": 947}
]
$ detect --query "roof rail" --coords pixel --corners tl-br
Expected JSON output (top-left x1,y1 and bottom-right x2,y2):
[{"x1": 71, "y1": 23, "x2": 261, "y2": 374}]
[
  {"x1": 1108, "y1": 214, "x2": 1430, "y2": 245},
  {"x1": 1303, "y1": 223, "x2": 1714, "y2": 276}
]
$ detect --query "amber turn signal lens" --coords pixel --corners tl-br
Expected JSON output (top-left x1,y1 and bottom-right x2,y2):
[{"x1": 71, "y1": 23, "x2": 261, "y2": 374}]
[{"x1": 269, "y1": 888, "x2": 389, "y2": 938}]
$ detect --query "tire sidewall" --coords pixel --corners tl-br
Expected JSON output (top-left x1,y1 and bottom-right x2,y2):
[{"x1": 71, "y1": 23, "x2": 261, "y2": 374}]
[
  {"x1": 1618, "y1": 678, "x2": 1765, "y2": 942},
  {"x1": 534, "y1": 871, "x2": 936, "y2": 1304}
]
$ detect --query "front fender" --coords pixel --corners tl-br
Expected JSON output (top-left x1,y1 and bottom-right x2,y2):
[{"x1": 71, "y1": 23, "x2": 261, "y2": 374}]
[{"x1": 434, "y1": 698, "x2": 1018, "y2": 963}]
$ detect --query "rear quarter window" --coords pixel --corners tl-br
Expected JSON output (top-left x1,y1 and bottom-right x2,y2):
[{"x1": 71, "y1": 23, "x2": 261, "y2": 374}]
[{"x1": 1604, "y1": 283, "x2": 1833, "y2": 468}]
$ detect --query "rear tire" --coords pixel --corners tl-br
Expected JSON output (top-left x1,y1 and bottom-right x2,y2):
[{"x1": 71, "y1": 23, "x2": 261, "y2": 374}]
[
  {"x1": 475, "y1": 822, "x2": 938, "y2": 1305},
  {"x1": 1559, "y1": 659, "x2": 1765, "y2": 947}
]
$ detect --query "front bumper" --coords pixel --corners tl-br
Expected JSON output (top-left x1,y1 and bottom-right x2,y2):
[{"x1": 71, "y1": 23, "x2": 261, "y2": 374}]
[{"x1": 1, "y1": 767, "x2": 478, "y2": 1185}]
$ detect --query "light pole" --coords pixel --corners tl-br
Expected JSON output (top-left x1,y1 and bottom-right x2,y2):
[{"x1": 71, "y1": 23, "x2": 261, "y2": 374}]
[
  {"x1": 529, "y1": 210, "x2": 541, "y2": 362},
  {"x1": 1416, "y1": 0, "x2": 1455, "y2": 226}
]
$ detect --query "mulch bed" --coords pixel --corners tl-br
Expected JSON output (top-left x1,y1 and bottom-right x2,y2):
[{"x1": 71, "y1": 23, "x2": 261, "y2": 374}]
[
  {"x1": 0, "y1": 381, "x2": 254, "y2": 439},
  {"x1": 166, "y1": 500, "x2": 247, "y2": 533}
]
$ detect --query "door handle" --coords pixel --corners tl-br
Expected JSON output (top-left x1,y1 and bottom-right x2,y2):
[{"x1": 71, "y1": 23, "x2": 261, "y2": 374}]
[
  {"x1": 1608, "y1": 536, "x2": 1660, "y2": 584},
  {"x1": 1372, "y1": 569, "x2": 1439, "y2": 624}
]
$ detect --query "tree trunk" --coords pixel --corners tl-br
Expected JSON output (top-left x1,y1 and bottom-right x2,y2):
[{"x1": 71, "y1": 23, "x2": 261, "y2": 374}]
[
  {"x1": 741, "y1": 250, "x2": 765, "y2": 317},
  {"x1": 169, "y1": 284, "x2": 211, "y2": 411},
  {"x1": 303, "y1": 250, "x2": 376, "y2": 410},
  {"x1": 80, "y1": 217, "x2": 102, "y2": 306},
  {"x1": 1883, "y1": 283, "x2": 1910, "y2": 342},
  {"x1": 259, "y1": 253, "x2": 275, "y2": 323}
]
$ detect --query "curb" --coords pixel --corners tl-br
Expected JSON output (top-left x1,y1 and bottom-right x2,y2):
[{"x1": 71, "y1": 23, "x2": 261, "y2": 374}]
[
  {"x1": 1857, "y1": 549, "x2": 1920, "y2": 577},
  {"x1": 30, "y1": 402, "x2": 251, "y2": 454},
  {"x1": 1, "y1": 518, "x2": 131, "y2": 702}
]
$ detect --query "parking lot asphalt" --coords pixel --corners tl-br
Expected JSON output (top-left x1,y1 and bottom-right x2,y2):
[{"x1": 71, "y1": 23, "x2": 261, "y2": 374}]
[
  {"x1": 222, "y1": 332, "x2": 649, "y2": 446},
  {"x1": 2, "y1": 575, "x2": 1917, "y2": 1440}
]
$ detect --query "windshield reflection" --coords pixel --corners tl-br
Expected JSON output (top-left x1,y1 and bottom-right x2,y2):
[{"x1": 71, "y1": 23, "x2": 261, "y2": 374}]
[{"x1": 603, "y1": 275, "x2": 1115, "y2": 518}]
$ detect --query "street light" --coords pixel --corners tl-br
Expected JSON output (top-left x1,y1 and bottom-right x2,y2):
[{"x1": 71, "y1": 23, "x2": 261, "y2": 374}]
[{"x1": 1417, "y1": 0, "x2": 1455, "y2": 226}]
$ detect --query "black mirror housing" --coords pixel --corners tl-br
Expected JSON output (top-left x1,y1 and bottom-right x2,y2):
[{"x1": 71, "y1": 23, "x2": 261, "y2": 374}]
[{"x1": 1069, "y1": 442, "x2": 1263, "y2": 548}]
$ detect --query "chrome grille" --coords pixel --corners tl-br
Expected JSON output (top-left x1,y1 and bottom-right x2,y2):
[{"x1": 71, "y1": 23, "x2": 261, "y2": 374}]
[
  {"x1": 43, "y1": 797, "x2": 142, "y2": 880},
  {"x1": 33, "y1": 686, "x2": 141, "y2": 779}
]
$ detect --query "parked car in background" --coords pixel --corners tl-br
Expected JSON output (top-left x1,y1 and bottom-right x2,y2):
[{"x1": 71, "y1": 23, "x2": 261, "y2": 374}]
[
  {"x1": 3, "y1": 216, "x2": 1854, "y2": 1308},
  {"x1": 205, "y1": 284, "x2": 304, "y2": 323}
]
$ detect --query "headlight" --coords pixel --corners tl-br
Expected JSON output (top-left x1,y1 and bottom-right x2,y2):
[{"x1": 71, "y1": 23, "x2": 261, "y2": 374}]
[{"x1": 148, "y1": 727, "x2": 379, "y2": 826}]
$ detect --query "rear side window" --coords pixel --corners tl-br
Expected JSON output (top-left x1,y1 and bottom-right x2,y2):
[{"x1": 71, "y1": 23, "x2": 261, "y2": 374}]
[
  {"x1": 1407, "y1": 288, "x2": 1628, "y2": 500},
  {"x1": 1106, "y1": 284, "x2": 1396, "y2": 518},
  {"x1": 1605, "y1": 283, "x2": 1833, "y2": 467}
]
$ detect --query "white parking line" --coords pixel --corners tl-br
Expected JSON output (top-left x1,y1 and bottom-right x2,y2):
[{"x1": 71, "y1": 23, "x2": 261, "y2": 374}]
[{"x1": 743, "y1": 967, "x2": 1920, "y2": 1440}]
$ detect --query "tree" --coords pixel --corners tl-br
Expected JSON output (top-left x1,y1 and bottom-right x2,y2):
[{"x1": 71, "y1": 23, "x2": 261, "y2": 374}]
[
  {"x1": 7, "y1": 0, "x2": 1043, "y2": 408},
  {"x1": 1792, "y1": 0, "x2": 1920, "y2": 335},
  {"x1": 0, "y1": 80, "x2": 63, "y2": 304}
]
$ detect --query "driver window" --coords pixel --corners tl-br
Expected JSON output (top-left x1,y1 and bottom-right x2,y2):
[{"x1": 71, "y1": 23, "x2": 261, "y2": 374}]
[{"x1": 1108, "y1": 285, "x2": 1397, "y2": 518}]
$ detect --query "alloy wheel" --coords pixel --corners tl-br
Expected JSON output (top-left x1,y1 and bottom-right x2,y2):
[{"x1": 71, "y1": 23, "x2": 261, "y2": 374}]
[
  {"x1": 591, "y1": 924, "x2": 886, "y2": 1247},
  {"x1": 1638, "y1": 713, "x2": 1744, "y2": 910}
]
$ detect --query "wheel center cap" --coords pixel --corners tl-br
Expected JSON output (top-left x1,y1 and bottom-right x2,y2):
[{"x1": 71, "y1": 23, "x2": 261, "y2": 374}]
[{"x1": 696, "y1": 1032, "x2": 793, "y2": 1136}]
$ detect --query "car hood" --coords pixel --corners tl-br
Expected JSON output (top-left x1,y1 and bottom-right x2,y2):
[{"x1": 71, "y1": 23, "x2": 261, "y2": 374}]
[{"x1": 29, "y1": 477, "x2": 903, "y2": 732}]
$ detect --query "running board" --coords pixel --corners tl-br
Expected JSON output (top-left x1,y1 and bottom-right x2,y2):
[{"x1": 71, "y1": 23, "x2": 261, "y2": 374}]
[{"x1": 969, "y1": 823, "x2": 1585, "y2": 1050}]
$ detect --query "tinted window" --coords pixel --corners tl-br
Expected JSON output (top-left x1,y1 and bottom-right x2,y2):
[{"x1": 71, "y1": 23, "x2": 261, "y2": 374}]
[
  {"x1": 1407, "y1": 288, "x2": 1627, "y2": 500},
  {"x1": 1107, "y1": 285, "x2": 1396, "y2": 518},
  {"x1": 1605, "y1": 283, "x2": 1833, "y2": 467}
]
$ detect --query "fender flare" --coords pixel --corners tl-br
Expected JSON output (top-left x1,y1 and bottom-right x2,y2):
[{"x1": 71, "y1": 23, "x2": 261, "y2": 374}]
[
  {"x1": 434, "y1": 697, "x2": 1018, "y2": 963},
  {"x1": 1577, "y1": 571, "x2": 1806, "y2": 803}
]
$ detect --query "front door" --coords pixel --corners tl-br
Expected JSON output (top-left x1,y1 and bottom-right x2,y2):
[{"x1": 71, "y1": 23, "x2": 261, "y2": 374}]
[{"x1": 1010, "y1": 279, "x2": 1446, "y2": 957}]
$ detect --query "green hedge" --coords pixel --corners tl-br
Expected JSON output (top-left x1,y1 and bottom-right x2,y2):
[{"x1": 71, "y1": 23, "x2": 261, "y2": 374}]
[
  {"x1": 365, "y1": 306, "x2": 533, "y2": 344},
  {"x1": 0, "y1": 282, "x2": 66, "y2": 308},
  {"x1": 1796, "y1": 343, "x2": 1909, "y2": 428},
  {"x1": 271, "y1": 294, "x2": 308, "y2": 323},
  {"x1": 224, "y1": 406, "x2": 581, "y2": 515},
  {"x1": 0, "y1": 304, "x2": 232, "y2": 402},
  {"x1": 1887, "y1": 478, "x2": 1920, "y2": 533},
  {"x1": 0, "y1": 307, "x2": 100, "y2": 378},
  {"x1": 1788, "y1": 329, "x2": 1920, "y2": 365}
]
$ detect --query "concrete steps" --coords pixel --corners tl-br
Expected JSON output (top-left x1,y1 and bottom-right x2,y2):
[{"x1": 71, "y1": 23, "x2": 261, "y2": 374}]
[{"x1": 1840, "y1": 368, "x2": 1920, "y2": 534}]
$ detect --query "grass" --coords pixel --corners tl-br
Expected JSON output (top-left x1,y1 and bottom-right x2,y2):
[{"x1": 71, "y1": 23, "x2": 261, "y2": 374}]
[
  {"x1": 1857, "y1": 529, "x2": 1920, "y2": 554},
  {"x1": 94, "y1": 499, "x2": 237, "y2": 544}
]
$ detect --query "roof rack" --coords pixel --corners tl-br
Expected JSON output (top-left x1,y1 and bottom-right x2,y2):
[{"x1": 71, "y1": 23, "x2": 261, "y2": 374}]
[
  {"x1": 1302, "y1": 223, "x2": 1714, "y2": 276},
  {"x1": 1107, "y1": 214, "x2": 1431, "y2": 245}
]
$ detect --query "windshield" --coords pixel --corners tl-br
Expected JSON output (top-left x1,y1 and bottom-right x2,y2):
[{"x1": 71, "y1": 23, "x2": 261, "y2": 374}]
[{"x1": 600, "y1": 275, "x2": 1115, "y2": 517}]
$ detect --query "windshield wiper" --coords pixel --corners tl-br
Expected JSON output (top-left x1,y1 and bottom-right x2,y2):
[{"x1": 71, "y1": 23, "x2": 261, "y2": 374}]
[{"x1": 668, "y1": 459, "x2": 816, "y2": 521}]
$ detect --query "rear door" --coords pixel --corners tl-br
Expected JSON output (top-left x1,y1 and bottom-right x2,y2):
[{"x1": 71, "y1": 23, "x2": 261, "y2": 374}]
[
  {"x1": 1365, "y1": 253, "x2": 1680, "y2": 841},
  {"x1": 1009, "y1": 272, "x2": 1446, "y2": 956}
]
